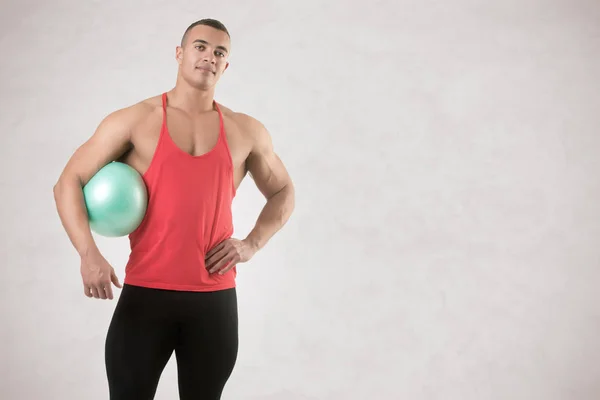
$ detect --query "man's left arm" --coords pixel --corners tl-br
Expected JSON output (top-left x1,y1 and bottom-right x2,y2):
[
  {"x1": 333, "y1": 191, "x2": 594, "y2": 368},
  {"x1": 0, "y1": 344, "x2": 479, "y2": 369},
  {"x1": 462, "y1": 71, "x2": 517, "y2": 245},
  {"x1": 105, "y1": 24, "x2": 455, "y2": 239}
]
[
  {"x1": 243, "y1": 117, "x2": 296, "y2": 251},
  {"x1": 206, "y1": 116, "x2": 295, "y2": 274}
]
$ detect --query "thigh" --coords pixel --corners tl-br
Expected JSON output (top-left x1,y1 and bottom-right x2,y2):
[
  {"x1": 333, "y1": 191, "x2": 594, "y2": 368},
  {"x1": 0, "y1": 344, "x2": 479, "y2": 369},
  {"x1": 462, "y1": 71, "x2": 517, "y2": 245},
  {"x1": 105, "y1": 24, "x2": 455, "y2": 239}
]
[
  {"x1": 174, "y1": 288, "x2": 239, "y2": 400},
  {"x1": 105, "y1": 284, "x2": 178, "y2": 400}
]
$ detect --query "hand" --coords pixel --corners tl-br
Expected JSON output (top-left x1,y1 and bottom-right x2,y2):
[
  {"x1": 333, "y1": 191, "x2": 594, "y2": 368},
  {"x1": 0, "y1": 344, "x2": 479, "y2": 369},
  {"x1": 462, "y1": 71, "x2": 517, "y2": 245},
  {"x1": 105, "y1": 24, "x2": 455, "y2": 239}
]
[
  {"x1": 80, "y1": 250, "x2": 122, "y2": 300},
  {"x1": 205, "y1": 238, "x2": 257, "y2": 275}
]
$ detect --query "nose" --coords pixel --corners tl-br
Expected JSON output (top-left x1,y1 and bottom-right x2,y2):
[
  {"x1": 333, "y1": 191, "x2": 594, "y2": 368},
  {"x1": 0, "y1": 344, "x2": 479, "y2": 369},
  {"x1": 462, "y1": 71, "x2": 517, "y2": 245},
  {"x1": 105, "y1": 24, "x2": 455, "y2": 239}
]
[{"x1": 203, "y1": 52, "x2": 216, "y2": 65}]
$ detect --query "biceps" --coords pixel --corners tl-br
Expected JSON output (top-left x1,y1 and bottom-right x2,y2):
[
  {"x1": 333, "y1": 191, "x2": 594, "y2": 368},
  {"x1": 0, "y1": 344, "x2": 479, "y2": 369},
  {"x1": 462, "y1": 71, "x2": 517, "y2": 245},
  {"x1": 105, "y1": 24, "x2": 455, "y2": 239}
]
[
  {"x1": 59, "y1": 112, "x2": 132, "y2": 186},
  {"x1": 247, "y1": 150, "x2": 290, "y2": 198}
]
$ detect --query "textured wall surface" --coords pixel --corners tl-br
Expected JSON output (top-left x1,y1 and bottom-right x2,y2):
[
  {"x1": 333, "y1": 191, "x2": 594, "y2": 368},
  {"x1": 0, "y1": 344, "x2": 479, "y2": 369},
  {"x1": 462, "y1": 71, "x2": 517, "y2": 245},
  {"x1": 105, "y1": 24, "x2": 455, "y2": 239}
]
[{"x1": 1, "y1": 1, "x2": 599, "y2": 399}]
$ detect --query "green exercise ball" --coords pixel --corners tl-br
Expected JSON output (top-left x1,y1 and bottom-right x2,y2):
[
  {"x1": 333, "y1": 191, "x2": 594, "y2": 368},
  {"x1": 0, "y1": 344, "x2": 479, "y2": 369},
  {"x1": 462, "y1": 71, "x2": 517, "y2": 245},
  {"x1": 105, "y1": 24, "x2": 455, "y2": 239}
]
[{"x1": 83, "y1": 162, "x2": 148, "y2": 237}]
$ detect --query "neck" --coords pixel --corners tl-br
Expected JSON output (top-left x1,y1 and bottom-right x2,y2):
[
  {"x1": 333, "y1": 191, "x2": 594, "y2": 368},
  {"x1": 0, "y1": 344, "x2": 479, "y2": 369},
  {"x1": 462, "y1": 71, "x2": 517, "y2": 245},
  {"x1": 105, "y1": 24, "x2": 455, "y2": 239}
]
[{"x1": 168, "y1": 76, "x2": 216, "y2": 114}]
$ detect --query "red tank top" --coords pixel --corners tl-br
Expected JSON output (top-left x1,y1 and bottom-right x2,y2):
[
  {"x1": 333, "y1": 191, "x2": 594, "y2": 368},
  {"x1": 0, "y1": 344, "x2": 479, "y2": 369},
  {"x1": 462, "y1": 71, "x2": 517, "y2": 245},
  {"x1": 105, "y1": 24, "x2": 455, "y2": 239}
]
[{"x1": 124, "y1": 92, "x2": 237, "y2": 292}]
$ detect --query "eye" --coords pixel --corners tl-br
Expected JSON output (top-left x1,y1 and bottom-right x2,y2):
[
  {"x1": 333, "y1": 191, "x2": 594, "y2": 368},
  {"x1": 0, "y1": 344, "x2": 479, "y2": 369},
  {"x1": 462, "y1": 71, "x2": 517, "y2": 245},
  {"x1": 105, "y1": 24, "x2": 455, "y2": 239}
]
[
  {"x1": 216, "y1": 51, "x2": 225, "y2": 57},
  {"x1": 195, "y1": 45, "x2": 205, "y2": 51}
]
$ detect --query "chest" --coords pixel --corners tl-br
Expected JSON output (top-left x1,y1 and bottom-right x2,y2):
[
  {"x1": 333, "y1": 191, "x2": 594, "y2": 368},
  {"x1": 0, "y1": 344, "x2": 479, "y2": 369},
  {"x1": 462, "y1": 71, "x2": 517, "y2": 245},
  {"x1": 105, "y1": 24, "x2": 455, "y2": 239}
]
[
  {"x1": 165, "y1": 110, "x2": 221, "y2": 157},
  {"x1": 131, "y1": 108, "x2": 252, "y2": 174}
]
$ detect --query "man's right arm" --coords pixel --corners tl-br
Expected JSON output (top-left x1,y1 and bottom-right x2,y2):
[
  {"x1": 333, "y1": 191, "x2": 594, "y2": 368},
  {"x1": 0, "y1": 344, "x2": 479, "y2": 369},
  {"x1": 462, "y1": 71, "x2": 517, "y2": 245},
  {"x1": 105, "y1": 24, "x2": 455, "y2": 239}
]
[{"x1": 53, "y1": 107, "x2": 136, "y2": 258}]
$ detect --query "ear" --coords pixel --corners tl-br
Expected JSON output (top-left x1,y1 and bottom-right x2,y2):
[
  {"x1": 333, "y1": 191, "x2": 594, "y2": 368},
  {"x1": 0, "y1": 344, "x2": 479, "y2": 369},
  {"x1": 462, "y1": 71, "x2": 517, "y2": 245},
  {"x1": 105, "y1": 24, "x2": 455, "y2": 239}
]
[
  {"x1": 175, "y1": 46, "x2": 183, "y2": 65},
  {"x1": 224, "y1": 62, "x2": 229, "y2": 72}
]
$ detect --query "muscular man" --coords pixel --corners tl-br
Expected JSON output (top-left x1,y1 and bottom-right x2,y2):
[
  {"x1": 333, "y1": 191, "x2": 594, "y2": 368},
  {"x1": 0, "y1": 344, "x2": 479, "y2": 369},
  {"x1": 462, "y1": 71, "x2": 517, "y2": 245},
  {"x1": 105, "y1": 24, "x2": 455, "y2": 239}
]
[{"x1": 53, "y1": 19, "x2": 295, "y2": 399}]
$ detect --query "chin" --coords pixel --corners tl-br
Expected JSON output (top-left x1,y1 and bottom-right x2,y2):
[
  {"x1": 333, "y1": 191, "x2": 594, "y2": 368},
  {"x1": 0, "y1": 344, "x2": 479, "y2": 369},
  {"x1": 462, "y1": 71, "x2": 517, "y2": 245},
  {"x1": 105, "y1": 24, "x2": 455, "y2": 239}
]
[
  {"x1": 184, "y1": 76, "x2": 214, "y2": 90},
  {"x1": 195, "y1": 81, "x2": 215, "y2": 90}
]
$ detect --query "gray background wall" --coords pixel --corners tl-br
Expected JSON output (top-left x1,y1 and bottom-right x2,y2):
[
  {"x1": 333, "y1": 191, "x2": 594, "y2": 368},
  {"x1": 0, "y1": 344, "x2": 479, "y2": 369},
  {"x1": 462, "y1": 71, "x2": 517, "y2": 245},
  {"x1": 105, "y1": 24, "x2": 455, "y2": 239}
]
[{"x1": 1, "y1": 0, "x2": 599, "y2": 399}]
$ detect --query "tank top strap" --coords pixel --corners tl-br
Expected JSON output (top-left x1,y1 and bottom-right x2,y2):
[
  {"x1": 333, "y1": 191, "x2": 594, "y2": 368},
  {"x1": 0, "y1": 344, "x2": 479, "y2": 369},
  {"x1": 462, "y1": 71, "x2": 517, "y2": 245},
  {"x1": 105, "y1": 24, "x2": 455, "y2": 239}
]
[
  {"x1": 213, "y1": 101, "x2": 225, "y2": 137},
  {"x1": 213, "y1": 100, "x2": 234, "y2": 168},
  {"x1": 161, "y1": 92, "x2": 168, "y2": 128}
]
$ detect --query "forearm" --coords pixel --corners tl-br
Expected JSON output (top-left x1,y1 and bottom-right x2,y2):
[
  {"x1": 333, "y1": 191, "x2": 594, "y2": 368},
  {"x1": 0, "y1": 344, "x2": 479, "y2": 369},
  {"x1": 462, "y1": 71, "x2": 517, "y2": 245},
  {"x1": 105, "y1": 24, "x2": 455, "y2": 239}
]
[
  {"x1": 53, "y1": 177, "x2": 99, "y2": 257},
  {"x1": 244, "y1": 184, "x2": 295, "y2": 251}
]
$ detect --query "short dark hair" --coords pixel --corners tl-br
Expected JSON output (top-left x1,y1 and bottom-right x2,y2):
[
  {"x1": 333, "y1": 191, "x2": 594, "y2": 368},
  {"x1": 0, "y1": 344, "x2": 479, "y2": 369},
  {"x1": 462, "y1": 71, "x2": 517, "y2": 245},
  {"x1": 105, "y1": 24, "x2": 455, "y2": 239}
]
[{"x1": 181, "y1": 19, "x2": 230, "y2": 46}]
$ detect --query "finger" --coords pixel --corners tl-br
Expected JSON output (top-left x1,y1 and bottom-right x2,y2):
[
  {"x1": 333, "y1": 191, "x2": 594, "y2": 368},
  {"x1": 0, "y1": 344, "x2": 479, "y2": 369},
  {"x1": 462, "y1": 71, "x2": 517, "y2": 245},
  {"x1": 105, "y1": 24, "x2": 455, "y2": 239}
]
[
  {"x1": 206, "y1": 240, "x2": 227, "y2": 258},
  {"x1": 111, "y1": 270, "x2": 122, "y2": 289},
  {"x1": 104, "y1": 284, "x2": 114, "y2": 300},
  {"x1": 91, "y1": 286, "x2": 100, "y2": 299},
  {"x1": 97, "y1": 285, "x2": 108, "y2": 300},
  {"x1": 206, "y1": 246, "x2": 230, "y2": 268},
  {"x1": 83, "y1": 284, "x2": 92, "y2": 298},
  {"x1": 206, "y1": 243, "x2": 223, "y2": 259},
  {"x1": 208, "y1": 253, "x2": 232, "y2": 274},
  {"x1": 218, "y1": 260, "x2": 237, "y2": 275},
  {"x1": 210, "y1": 253, "x2": 238, "y2": 274}
]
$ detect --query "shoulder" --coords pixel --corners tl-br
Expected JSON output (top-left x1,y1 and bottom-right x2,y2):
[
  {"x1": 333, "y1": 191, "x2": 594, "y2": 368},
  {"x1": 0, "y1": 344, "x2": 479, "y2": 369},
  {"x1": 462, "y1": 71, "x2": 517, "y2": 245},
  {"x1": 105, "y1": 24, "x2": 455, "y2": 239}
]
[
  {"x1": 217, "y1": 103, "x2": 271, "y2": 145},
  {"x1": 100, "y1": 94, "x2": 162, "y2": 129}
]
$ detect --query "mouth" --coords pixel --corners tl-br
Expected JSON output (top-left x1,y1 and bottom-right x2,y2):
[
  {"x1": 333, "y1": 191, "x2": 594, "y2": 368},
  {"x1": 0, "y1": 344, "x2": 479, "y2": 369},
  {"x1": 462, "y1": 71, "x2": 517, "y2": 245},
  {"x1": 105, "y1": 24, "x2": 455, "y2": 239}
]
[{"x1": 196, "y1": 67, "x2": 215, "y2": 74}]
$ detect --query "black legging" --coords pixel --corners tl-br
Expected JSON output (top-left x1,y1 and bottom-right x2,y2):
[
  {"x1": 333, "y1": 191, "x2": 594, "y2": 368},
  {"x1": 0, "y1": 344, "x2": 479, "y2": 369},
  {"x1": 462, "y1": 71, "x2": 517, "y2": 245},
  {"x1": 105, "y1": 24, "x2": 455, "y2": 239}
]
[{"x1": 105, "y1": 284, "x2": 239, "y2": 399}]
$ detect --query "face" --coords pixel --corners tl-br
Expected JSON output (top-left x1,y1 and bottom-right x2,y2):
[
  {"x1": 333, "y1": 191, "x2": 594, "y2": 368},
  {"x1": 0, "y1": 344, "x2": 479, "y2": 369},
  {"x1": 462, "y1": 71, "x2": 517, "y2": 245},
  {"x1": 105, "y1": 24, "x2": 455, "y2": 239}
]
[{"x1": 176, "y1": 25, "x2": 231, "y2": 90}]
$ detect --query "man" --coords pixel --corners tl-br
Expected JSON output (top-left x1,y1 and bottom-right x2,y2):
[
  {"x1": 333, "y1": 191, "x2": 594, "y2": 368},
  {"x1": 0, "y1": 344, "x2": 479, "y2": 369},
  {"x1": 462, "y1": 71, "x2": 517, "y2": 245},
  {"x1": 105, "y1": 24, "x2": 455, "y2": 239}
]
[{"x1": 53, "y1": 18, "x2": 295, "y2": 400}]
